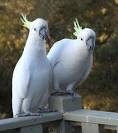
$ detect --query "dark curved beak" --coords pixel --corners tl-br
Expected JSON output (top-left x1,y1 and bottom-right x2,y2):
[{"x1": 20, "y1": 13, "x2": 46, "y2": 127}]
[{"x1": 86, "y1": 37, "x2": 95, "y2": 51}]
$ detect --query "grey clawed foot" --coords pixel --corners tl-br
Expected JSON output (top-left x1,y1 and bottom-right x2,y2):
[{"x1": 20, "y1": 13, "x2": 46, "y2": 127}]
[
  {"x1": 66, "y1": 91, "x2": 75, "y2": 96},
  {"x1": 38, "y1": 108, "x2": 57, "y2": 113},
  {"x1": 15, "y1": 112, "x2": 41, "y2": 117},
  {"x1": 51, "y1": 91, "x2": 68, "y2": 96},
  {"x1": 51, "y1": 90, "x2": 77, "y2": 96},
  {"x1": 65, "y1": 90, "x2": 77, "y2": 96}
]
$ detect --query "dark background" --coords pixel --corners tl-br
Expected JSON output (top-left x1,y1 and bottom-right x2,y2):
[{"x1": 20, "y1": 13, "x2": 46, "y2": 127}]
[{"x1": 0, "y1": 0, "x2": 118, "y2": 118}]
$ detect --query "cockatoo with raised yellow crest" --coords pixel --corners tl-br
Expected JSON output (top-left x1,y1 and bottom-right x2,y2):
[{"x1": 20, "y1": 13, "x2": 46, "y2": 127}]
[
  {"x1": 12, "y1": 14, "x2": 52, "y2": 117},
  {"x1": 47, "y1": 19, "x2": 96, "y2": 95}
]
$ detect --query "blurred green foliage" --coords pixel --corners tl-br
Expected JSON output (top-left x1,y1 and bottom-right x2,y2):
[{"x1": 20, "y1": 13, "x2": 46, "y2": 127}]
[{"x1": 0, "y1": 0, "x2": 118, "y2": 118}]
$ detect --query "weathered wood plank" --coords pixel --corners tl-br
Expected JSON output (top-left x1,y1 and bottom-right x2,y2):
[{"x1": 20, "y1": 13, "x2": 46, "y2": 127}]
[
  {"x1": 0, "y1": 112, "x2": 62, "y2": 131},
  {"x1": 64, "y1": 109, "x2": 118, "y2": 126},
  {"x1": 20, "y1": 125, "x2": 42, "y2": 133},
  {"x1": 81, "y1": 123, "x2": 100, "y2": 133},
  {"x1": 47, "y1": 120, "x2": 73, "y2": 133},
  {"x1": 48, "y1": 121, "x2": 60, "y2": 133},
  {"x1": 70, "y1": 122, "x2": 117, "y2": 131},
  {"x1": 117, "y1": 126, "x2": 118, "y2": 133},
  {"x1": 0, "y1": 129, "x2": 19, "y2": 133},
  {"x1": 58, "y1": 121, "x2": 72, "y2": 133}
]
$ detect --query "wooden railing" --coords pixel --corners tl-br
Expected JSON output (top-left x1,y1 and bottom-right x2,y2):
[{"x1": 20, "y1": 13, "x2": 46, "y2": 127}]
[
  {"x1": 64, "y1": 109, "x2": 118, "y2": 133},
  {"x1": 0, "y1": 95, "x2": 118, "y2": 133},
  {"x1": 0, "y1": 112, "x2": 62, "y2": 133}
]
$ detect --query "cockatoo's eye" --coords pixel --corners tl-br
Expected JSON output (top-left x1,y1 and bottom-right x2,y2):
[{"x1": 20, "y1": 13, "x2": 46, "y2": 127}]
[
  {"x1": 81, "y1": 38, "x2": 83, "y2": 41},
  {"x1": 34, "y1": 28, "x2": 37, "y2": 31}
]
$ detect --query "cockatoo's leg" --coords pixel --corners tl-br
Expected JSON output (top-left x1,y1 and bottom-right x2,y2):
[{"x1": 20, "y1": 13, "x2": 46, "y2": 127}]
[
  {"x1": 12, "y1": 98, "x2": 23, "y2": 117},
  {"x1": 66, "y1": 83, "x2": 77, "y2": 96},
  {"x1": 15, "y1": 98, "x2": 41, "y2": 117},
  {"x1": 51, "y1": 81, "x2": 66, "y2": 95},
  {"x1": 66, "y1": 90, "x2": 75, "y2": 96}
]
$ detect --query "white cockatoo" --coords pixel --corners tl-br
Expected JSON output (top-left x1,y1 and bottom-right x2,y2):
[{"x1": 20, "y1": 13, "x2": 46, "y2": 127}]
[
  {"x1": 47, "y1": 19, "x2": 96, "y2": 95},
  {"x1": 12, "y1": 15, "x2": 52, "y2": 117}
]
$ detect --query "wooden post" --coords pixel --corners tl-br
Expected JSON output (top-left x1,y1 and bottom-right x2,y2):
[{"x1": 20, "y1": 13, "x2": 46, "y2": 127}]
[
  {"x1": 49, "y1": 95, "x2": 81, "y2": 133},
  {"x1": 49, "y1": 95, "x2": 81, "y2": 113}
]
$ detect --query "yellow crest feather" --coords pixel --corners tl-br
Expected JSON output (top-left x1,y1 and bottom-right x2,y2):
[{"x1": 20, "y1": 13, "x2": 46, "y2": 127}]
[
  {"x1": 20, "y1": 13, "x2": 31, "y2": 29},
  {"x1": 73, "y1": 18, "x2": 82, "y2": 38}
]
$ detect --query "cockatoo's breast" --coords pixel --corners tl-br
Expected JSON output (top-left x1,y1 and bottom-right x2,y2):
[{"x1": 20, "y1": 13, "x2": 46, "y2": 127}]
[
  {"x1": 59, "y1": 40, "x2": 90, "y2": 69},
  {"x1": 53, "y1": 40, "x2": 93, "y2": 86}
]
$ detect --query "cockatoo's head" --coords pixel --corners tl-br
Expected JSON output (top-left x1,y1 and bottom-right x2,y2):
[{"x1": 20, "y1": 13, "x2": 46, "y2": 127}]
[
  {"x1": 20, "y1": 14, "x2": 51, "y2": 44},
  {"x1": 73, "y1": 19, "x2": 96, "y2": 52},
  {"x1": 78, "y1": 28, "x2": 96, "y2": 52}
]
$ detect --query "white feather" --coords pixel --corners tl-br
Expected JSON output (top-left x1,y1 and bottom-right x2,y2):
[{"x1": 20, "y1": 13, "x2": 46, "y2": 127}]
[
  {"x1": 12, "y1": 18, "x2": 52, "y2": 117},
  {"x1": 47, "y1": 28, "x2": 96, "y2": 93}
]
